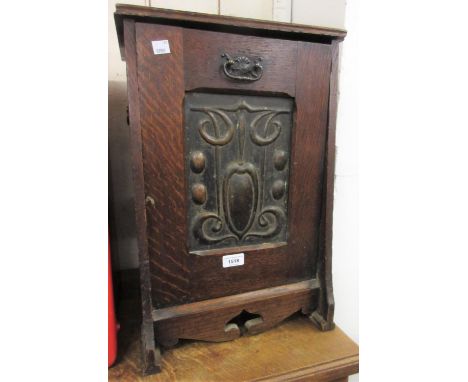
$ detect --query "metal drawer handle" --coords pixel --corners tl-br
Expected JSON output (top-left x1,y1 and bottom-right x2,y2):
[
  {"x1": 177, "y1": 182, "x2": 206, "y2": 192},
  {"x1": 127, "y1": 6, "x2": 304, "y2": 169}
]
[{"x1": 221, "y1": 53, "x2": 263, "y2": 82}]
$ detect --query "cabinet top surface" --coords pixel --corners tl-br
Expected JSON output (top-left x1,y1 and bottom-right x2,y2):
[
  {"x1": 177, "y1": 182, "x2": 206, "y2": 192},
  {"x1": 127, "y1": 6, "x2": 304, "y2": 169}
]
[{"x1": 115, "y1": 4, "x2": 346, "y2": 58}]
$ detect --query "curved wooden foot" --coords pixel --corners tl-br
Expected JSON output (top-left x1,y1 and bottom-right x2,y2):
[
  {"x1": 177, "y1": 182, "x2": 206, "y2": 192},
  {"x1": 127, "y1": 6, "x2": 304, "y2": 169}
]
[{"x1": 310, "y1": 311, "x2": 335, "y2": 331}]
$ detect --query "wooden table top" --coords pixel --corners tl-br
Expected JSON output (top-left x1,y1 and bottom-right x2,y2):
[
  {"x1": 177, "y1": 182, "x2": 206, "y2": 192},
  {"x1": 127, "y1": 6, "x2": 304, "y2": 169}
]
[{"x1": 109, "y1": 312, "x2": 358, "y2": 381}]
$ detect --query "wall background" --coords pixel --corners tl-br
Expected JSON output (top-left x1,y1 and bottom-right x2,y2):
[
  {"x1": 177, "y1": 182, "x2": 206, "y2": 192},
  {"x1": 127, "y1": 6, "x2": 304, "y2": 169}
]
[{"x1": 108, "y1": 1, "x2": 358, "y2": 378}]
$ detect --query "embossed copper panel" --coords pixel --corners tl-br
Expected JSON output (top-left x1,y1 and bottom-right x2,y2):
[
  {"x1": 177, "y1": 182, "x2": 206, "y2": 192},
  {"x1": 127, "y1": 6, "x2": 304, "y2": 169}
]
[{"x1": 185, "y1": 93, "x2": 293, "y2": 252}]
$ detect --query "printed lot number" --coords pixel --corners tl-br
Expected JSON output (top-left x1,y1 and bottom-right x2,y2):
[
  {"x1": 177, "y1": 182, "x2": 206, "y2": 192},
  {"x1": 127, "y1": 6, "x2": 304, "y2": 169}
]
[{"x1": 222, "y1": 253, "x2": 245, "y2": 268}]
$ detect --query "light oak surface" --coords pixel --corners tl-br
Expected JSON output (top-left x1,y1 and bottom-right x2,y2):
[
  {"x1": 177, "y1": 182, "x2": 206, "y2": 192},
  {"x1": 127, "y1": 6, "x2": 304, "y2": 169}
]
[{"x1": 108, "y1": 312, "x2": 358, "y2": 381}]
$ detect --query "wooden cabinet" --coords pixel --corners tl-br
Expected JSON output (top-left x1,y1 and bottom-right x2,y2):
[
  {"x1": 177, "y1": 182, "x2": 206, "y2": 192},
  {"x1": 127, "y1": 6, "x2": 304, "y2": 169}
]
[{"x1": 115, "y1": 5, "x2": 346, "y2": 375}]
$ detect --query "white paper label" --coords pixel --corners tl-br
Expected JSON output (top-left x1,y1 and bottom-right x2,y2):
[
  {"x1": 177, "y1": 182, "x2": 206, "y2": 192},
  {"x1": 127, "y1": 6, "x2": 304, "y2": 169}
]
[
  {"x1": 152, "y1": 40, "x2": 170, "y2": 55},
  {"x1": 222, "y1": 253, "x2": 244, "y2": 268}
]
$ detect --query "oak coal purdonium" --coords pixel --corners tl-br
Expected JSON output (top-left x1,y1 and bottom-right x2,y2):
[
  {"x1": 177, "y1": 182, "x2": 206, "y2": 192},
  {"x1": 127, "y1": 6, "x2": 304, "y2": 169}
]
[{"x1": 114, "y1": 5, "x2": 346, "y2": 375}]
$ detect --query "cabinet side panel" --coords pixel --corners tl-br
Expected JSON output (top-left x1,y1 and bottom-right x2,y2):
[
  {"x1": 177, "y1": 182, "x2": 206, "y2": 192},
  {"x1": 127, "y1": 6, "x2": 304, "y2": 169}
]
[
  {"x1": 287, "y1": 42, "x2": 331, "y2": 278},
  {"x1": 124, "y1": 19, "x2": 161, "y2": 374},
  {"x1": 135, "y1": 23, "x2": 190, "y2": 308},
  {"x1": 311, "y1": 40, "x2": 341, "y2": 330}
]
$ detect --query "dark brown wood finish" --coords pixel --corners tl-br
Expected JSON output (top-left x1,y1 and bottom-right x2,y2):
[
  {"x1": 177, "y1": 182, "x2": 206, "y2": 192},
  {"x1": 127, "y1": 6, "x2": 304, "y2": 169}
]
[
  {"x1": 184, "y1": 29, "x2": 298, "y2": 97},
  {"x1": 115, "y1": 4, "x2": 346, "y2": 60},
  {"x1": 287, "y1": 40, "x2": 331, "y2": 284},
  {"x1": 183, "y1": 39, "x2": 331, "y2": 303},
  {"x1": 153, "y1": 280, "x2": 318, "y2": 346},
  {"x1": 135, "y1": 24, "x2": 332, "y2": 307},
  {"x1": 123, "y1": 19, "x2": 161, "y2": 374},
  {"x1": 116, "y1": 6, "x2": 346, "y2": 375},
  {"x1": 311, "y1": 40, "x2": 340, "y2": 331},
  {"x1": 108, "y1": 271, "x2": 358, "y2": 381},
  {"x1": 135, "y1": 23, "x2": 191, "y2": 308}
]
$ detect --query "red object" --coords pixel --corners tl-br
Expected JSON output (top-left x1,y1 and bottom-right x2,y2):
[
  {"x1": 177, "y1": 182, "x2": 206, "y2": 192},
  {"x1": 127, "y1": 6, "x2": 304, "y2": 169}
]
[{"x1": 108, "y1": 238, "x2": 118, "y2": 367}]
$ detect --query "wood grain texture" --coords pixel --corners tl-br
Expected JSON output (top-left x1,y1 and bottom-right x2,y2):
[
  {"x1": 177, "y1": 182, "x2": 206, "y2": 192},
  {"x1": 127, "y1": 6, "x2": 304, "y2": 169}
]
[
  {"x1": 116, "y1": 9, "x2": 347, "y2": 376},
  {"x1": 184, "y1": 29, "x2": 298, "y2": 97},
  {"x1": 288, "y1": 41, "x2": 332, "y2": 283},
  {"x1": 123, "y1": 19, "x2": 161, "y2": 375},
  {"x1": 134, "y1": 23, "x2": 333, "y2": 307},
  {"x1": 152, "y1": 280, "x2": 319, "y2": 346},
  {"x1": 136, "y1": 23, "x2": 191, "y2": 309},
  {"x1": 184, "y1": 40, "x2": 332, "y2": 303},
  {"x1": 311, "y1": 40, "x2": 340, "y2": 331},
  {"x1": 115, "y1": 5, "x2": 347, "y2": 59},
  {"x1": 108, "y1": 278, "x2": 359, "y2": 382}
]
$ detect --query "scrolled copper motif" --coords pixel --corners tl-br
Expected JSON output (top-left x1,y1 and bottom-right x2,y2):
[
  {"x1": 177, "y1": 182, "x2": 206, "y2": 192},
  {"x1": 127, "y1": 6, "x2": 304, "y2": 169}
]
[{"x1": 185, "y1": 94, "x2": 292, "y2": 251}]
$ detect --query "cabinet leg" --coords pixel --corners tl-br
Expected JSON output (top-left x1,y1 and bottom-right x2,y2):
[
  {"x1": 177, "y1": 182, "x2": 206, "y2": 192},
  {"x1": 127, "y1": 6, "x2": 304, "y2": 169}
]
[{"x1": 140, "y1": 321, "x2": 161, "y2": 375}]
